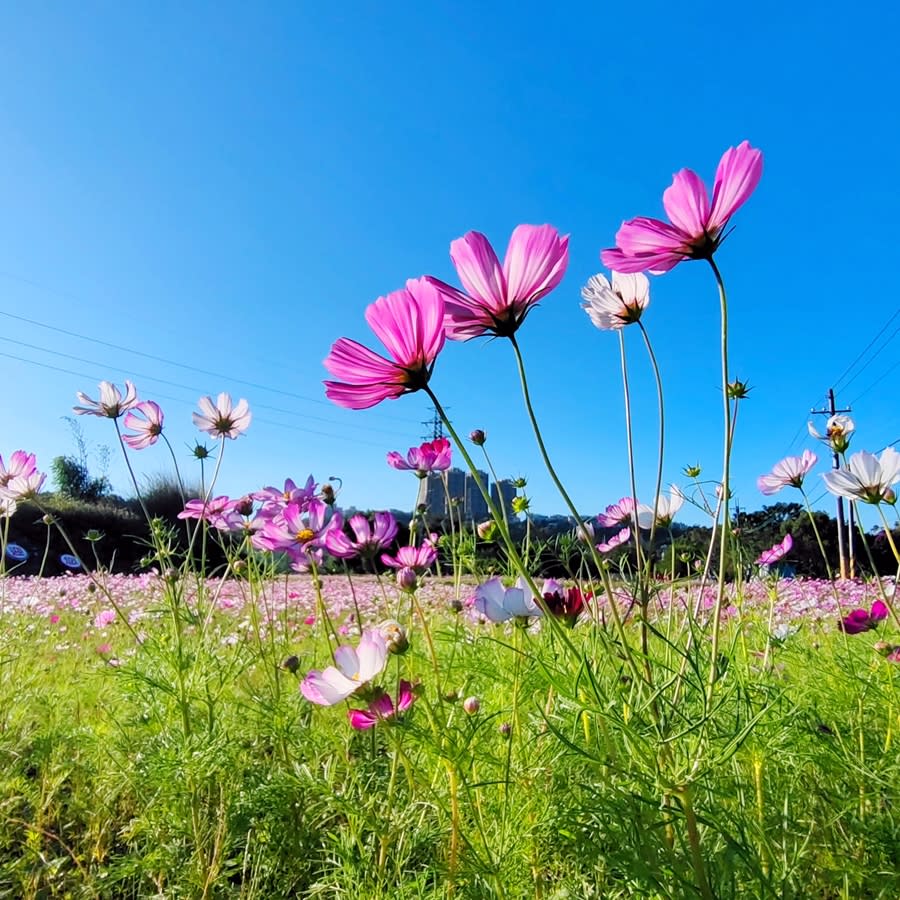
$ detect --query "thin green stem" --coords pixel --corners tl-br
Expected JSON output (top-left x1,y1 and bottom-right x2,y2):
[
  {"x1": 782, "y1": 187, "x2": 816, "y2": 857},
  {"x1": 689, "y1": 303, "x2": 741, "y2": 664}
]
[{"x1": 639, "y1": 321, "x2": 665, "y2": 558}]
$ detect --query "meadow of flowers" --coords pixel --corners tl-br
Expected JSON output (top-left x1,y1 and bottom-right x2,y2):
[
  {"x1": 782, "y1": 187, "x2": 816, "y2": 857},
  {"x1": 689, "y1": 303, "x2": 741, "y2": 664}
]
[{"x1": 2, "y1": 141, "x2": 900, "y2": 898}]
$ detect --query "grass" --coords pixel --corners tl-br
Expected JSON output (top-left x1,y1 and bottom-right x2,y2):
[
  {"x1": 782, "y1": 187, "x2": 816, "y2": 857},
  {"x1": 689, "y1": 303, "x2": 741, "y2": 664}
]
[{"x1": 0, "y1": 572, "x2": 898, "y2": 898}]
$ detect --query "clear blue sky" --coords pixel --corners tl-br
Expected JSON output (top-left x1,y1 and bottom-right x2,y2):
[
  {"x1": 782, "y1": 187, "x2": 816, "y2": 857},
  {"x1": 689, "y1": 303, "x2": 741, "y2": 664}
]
[{"x1": 1, "y1": 1, "x2": 898, "y2": 523}]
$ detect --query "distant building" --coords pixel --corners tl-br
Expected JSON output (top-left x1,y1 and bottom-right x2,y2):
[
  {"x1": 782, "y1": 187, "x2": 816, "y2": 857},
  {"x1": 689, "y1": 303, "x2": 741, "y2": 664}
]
[
  {"x1": 464, "y1": 470, "x2": 489, "y2": 521},
  {"x1": 490, "y1": 479, "x2": 518, "y2": 518},
  {"x1": 416, "y1": 467, "x2": 493, "y2": 523}
]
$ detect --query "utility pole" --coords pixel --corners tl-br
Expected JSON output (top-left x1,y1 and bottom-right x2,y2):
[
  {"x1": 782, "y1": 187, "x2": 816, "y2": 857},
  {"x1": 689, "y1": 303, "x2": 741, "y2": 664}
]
[
  {"x1": 421, "y1": 406, "x2": 446, "y2": 442},
  {"x1": 811, "y1": 389, "x2": 853, "y2": 579}
]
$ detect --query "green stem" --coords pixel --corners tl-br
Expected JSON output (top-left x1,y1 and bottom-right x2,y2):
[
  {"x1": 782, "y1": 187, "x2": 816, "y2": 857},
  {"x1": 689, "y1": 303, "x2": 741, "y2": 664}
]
[{"x1": 639, "y1": 321, "x2": 665, "y2": 559}]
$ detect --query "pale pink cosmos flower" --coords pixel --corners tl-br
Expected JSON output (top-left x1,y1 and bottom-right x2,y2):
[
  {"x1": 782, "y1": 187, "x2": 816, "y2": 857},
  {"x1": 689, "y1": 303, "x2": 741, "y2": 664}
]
[
  {"x1": 325, "y1": 511, "x2": 398, "y2": 559},
  {"x1": 387, "y1": 437, "x2": 452, "y2": 475},
  {"x1": 474, "y1": 576, "x2": 543, "y2": 622},
  {"x1": 1, "y1": 468, "x2": 47, "y2": 501},
  {"x1": 757, "y1": 533, "x2": 793, "y2": 566},
  {"x1": 637, "y1": 486, "x2": 685, "y2": 529},
  {"x1": 757, "y1": 450, "x2": 818, "y2": 496},
  {"x1": 581, "y1": 272, "x2": 650, "y2": 331},
  {"x1": 177, "y1": 496, "x2": 243, "y2": 531},
  {"x1": 823, "y1": 448, "x2": 900, "y2": 505},
  {"x1": 74, "y1": 380, "x2": 139, "y2": 419},
  {"x1": 193, "y1": 393, "x2": 251, "y2": 439},
  {"x1": 349, "y1": 681, "x2": 417, "y2": 730},
  {"x1": 597, "y1": 527, "x2": 630, "y2": 554},
  {"x1": 426, "y1": 224, "x2": 569, "y2": 340},
  {"x1": 324, "y1": 278, "x2": 446, "y2": 410},
  {"x1": 0, "y1": 451, "x2": 37, "y2": 487},
  {"x1": 122, "y1": 401, "x2": 165, "y2": 450},
  {"x1": 602, "y1": 141, "x2": 763, "y2": 274},
  {"x1": 808, "y1": 414, "x2": 855, "y2": 454},
  {"x1": 597, "y1": 497, "x2": 636, "y2": 528},
  {"x1": 381, "y1": 543, "x2": 437, "y2": 574},
  {"x1": 300, "y1": 629, "x2": 389, "y2": 706}
]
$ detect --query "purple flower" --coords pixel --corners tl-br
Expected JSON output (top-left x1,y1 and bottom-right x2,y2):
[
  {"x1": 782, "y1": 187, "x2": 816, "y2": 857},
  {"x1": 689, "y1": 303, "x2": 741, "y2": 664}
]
[
  {"x1": 756, "y1": 534, "x2": 793, "y2": 566},
  {"x1": 122, "y1": 401, "x2": 165, "y2": 450},
  {"x1": 381, "y1": 543, "x2": 437, "y2": 574},
  {"x1": 426, "y1": 224, "x2": 569, "y2": 340},
  {"x1": 597, "y1": 527, "x2": 630, "y2": 554},
  {"x1": 325, "y1": 512, "x2": 398, "y2": 559},
  {"x1": 602, "y1": 141, "x2": 763, "y2": 274},
  {"x1": 840, "y1": 601, "x2": 889, "y2": 634},
  {"x1": 386, "y1": 437, "x2": 452, "y2": 476},
  {"x1": 348, "y1": 681, "x2": 416, "y2": 729},
  {"x1": 597, "y1": 497, "x2": 636, "y2": 528}
]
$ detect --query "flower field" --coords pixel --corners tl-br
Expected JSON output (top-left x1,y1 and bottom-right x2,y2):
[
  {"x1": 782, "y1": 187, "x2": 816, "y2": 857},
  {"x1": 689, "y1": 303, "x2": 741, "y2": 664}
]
[{"x1": 3, "y1": 138, "x2": 900, "y2": 898}]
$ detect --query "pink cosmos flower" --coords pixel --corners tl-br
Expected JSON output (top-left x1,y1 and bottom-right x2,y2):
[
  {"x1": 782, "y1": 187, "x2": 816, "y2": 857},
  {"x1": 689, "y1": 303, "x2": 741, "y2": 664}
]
[
  {"x1": 426, "y1": 224, "x2": 569, "y2": 340},
  {"x1": 1, "y1": 468, "x2": 47, "y2": 501},
  {"x1": 387, "y1": 437, "x2": 452, "y2": 475},
  {"x1": 602, "y1": 141, "x2": 763, "y2": 274},
  {"x1": 581, "y1": 272, "x2": 650, "y2": 331},
  {"x1": 93, "y1": 609, "x2": 117, "y2": 629},
  {"x1": 474, "y1": 576, "x2": 543, "y2": 622},
  {"x1": 756, "y1": 534, "x2": 793, "y2": 566},
  {"x1": 597, "y1": 527, "x2": 631, "y2": 554},
  {"x1": 349, "y1": 681, "x2": 417, "y2": 730},
  {"x1": 192, "y1": 393, "x2": 251, "y2": 439},
  {"x1": 757, "y1": 450, "x2": 818, "y2": 496},
  {"x1": 822, "y1": 448, "x2": 900, "y2": 505},
  {"x1": 177, "y1": 496, "x2": 243, "y2": 531},
  {"x1": 323, "y1": 278, "x2": 446, "y2": 410},
  {"x1": 73, "y1": 380, "x2": 139, "y2": 419},
  {"x1": 0, "y1": 451, "x2": 37, "y2": 487},
  {"x1": 122, "y1": 401, "x2": 165, "y2": 450},
  {"x1": 597, "y1": 497, "x2": 636, "y2": 528},
  {"x1": 253, "y1": 476, "x2": 317, "y2": 516},
  {"x1": 381, "y1": 543, "x2": 437, "y2": 574},
  {"x1": 300, "y1": 629, "x2": 389, "y2": 706},
  {"x1": 324, "y1": 511, "x2": 398, "y2": 559},
  {"x1": 254, "y1": 499, "x2": 341, "y2": 559},
  {"x1": 839, "y1": 601, "x2": 889, "y2": 635}
]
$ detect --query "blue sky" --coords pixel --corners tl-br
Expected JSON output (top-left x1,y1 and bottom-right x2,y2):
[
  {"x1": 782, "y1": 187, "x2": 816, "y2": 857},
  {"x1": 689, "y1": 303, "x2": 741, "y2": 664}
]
[{"x1": 1, "y1": 2, "x2": 898, "y2": 524}]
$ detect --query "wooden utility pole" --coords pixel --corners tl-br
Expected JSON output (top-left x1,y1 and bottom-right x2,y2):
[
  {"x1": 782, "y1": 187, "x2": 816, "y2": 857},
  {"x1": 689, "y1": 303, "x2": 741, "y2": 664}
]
[{"x1": 811, "y1": 389, "x2": 853, "y2": 579}]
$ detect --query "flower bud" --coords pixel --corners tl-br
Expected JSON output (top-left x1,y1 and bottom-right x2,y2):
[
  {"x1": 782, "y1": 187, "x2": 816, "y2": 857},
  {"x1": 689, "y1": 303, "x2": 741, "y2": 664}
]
[
  {"x1": 726, "y1": 378, "x2": 752, "y2": 400},
  {"x1": 476, "y1": 520, "x2": 497, "y2": 541},
  {"x1": 41, "y1": 514, "x2": 54, "y2": 526},
  {"x1": 281, "y1": 655, "x2": 300, "y2": 674},
  {"x1": 469, "y1": 429, "x2": 486, "y2": 446},
  {"x1": 513, "y1": 477, "x2": 528, "y2": 489},
  {"x1": 511, "y1": 496, "x2": 530, "y2": 515},
  {"x1": 379, "y1": 619, "x2": 409, "y2": 654},
  {"x1": 499, "y1": 721, "x2": 511, "y2": 738},
  {"x1": 396, "y1": 567, "x2": 418, "y2": 592},
  {"x1": 883, "y1": 487, "x2": 897, "y2": 505},
  {"x1": 683, "y1": 464, "x2": 702, "y2": 479},
  {"x1": 462, "y1": 696, "x2": 480, "y2": 715}
]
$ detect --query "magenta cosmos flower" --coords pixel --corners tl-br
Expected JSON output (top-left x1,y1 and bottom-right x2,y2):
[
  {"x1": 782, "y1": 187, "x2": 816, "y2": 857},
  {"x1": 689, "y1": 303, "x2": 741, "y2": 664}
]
[
  {"x1": 597, "y1": 497, "x2": 636, "y2": 528},
  {"x1": 387, "y1": 437, "x2": 452, "y2": 475},
  {"x1": 74, "y1": 380, "x2": 139, "y2": 419},
  {"x1": 757, "y1": 450, "x2": 818, "y2": 496},
  {"x1": 193, "y1": 393, "x2": 251, "y2": 439},
  {"x1": 426, "y1": 224, "x2": 569, "y2": 339},
  {"x1": 122, "y1": 401, "x2": 164, "y2": 450},
  {"x1": 597, "y1": 527, "x2": 630, "y2": 554},
  {"x1": 840, "y1": 600, "x2": 888, "y2": 635},
  {"x1": 325, "y1": 511, "x2": 399, "y2": 559},
  {"x1": 300, "y1": 629, "x2": 389, "y2": 706},
  {"x1": 756, "y1": 533, "x2": 793, "y2": 566},
  {"x1": 349, "y1": 681, "x2": 417, "y2": 730},
  {"x1": 381, "y1": 543, "x2": 437, "y2": 574},
  {"x1": 602, "y1": 141, "x2": 763, "y2": 274},
  {"x1": 323, "y1": 278, "x2": 445, "y2": 410},
  {"x1": 0, "y1": 451, "x2": 37, "y2": 488}
]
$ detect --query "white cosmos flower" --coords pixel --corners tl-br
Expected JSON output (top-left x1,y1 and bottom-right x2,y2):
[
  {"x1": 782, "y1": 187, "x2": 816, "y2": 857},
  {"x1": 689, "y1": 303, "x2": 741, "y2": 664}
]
[
  {"x1": 808, "y1": 414, "x2": 855, "y2": 453},
  {"x1": 299, "y1": 629, "x2": 388, "y2": 706},
  {"x1": 581, "y1": 272, "x2": 650, "y2": 331},
  {"x1": 637, "y1": 486, "x2": 685, "y2": 529},
  {"x1": 822, "y1": 447, "x2": 900, "y2": 505},
  {"x1": 474, "y1": 576, "x2": 542, "y2": 622}
]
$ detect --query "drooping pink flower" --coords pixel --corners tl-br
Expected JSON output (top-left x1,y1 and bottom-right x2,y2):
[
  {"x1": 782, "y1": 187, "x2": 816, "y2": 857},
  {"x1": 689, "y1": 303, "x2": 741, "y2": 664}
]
[
  {"x1": 177, "y1": 496, "x2": 243, "y2": 531},
  {"x1": 300, "y1": 629, "x2": 388, "y2": 706},
  {"x1": 348, "y1": 681, "x2": 417, "y2": 729},
  {"x1": 381, "y1": 543, "x2": 437, "y2": 574},
  {"x1": 597, "y1": 497, "x2": 636, "y2": 528},
  {"x1": 122, "y1": 401, "x2": 165, "y2": 450},
  {"x1": 0, "y1": 451, "x2": 37, "y2": 487},
  {"x1": 602, "y1": 141, "x2": 763, "y2": 274},
  {"x1": 756, "y1": 534, "x2": 793, "y2": 567},
  {"x1": 581, "y1": 272, "x2": 650, "y2": 331},
  {"x1": 73, "y1": 381, "x2": 139, "y2": 419},
  {"x1": 192, "y1": 393, "x2": 251, "y2": 439},
  {"x1": 386, "y1": 437, "x2": 452, "y2": 475},
  {"x1": 325, "y1": 511, "x2": 398, "y2": 559},
  {"x1": 757, "y1": 450, "x2": 818, "y2": 496},
  {"x1": 597, "y1": 527, "x2": 631, "y2": 554},
  {"x1": 839, "y1": 600, "x2": 889, "y2": 635},
  {"x1": 323, "y1": 278, "x2": 446, "y2": 410},
  {"x1": 426, "y1": 224, "x2": 569, "y2": 340}
]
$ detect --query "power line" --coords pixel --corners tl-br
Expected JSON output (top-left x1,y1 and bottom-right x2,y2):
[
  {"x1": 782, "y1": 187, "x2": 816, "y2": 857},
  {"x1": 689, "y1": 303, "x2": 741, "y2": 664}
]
[
  {"x1": 0, "y1": 350, "x2": 390, "y2": 449},
  {"x1": 0, "y1": 334, "x2": 411, "y2": 439},
  {"x1": 832, "y1": 307, "x2": 900, "y2": 392},
  {"x1": 0, "y1": 307, "x2": 422, "y2": 426},
  {"x1": 848, "y1": 356, "x2": 900, "y2": 406}
]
